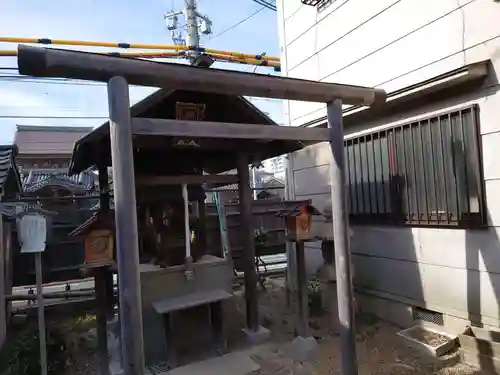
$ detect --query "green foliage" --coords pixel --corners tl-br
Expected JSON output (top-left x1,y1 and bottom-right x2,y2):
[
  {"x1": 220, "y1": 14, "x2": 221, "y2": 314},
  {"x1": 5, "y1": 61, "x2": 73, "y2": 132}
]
[
  {"x1": 0, "y1": 312, "x2": 96, "y2": 375},
  {"x1": 0, "y1": 322, "x2": 67, "y2": 375},
  {"x1": 308, "y1": 277, "x2": 321, "y2": 295},
  {"x1": 253, "y1": 228, "x2": 268, "y2": 248}
]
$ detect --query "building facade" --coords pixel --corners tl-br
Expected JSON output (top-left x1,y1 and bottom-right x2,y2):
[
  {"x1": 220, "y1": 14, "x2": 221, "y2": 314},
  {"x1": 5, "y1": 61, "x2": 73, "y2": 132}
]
[
  {"x1": 14, "y1": 125, "x2": 93, "y2": 170},
  {"x1": 12, "y1": 125, "x2": 97, "y2": 284},
  {"x1": 277, "y1": 0, "x2": 500, "y2": 333},
  {"x1": 262, "y1": 156, "x2": 286, "y2": 179}
]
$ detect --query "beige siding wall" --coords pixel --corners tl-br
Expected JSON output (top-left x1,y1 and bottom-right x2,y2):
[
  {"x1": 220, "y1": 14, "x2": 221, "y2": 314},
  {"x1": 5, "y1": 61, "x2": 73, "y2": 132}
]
[{"x1": 277, "y1": 0, "x2": 500, "y2": 330}]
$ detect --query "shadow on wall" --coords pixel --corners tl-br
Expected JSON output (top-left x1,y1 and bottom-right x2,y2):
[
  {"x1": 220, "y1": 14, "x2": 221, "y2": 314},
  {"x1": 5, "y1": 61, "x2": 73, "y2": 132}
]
[
  {"x1": 464, "y1": 111, "x2": 500, "y2": 371},
  {"x1": 291, "y1": 63, "x2": 500, "y2": 346},
  {"x1": 291, "y1": 143, "x2": 423, "y2": 329}
]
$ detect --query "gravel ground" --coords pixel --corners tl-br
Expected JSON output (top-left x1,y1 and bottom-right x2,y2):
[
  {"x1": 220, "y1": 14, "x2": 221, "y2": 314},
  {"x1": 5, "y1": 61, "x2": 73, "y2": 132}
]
[
  {"x1": 55, "y1": 278, "x2": 486, "y2": 375},
  {"x1": 249, "y1": 280, "x2": 485, "y2": 375}
]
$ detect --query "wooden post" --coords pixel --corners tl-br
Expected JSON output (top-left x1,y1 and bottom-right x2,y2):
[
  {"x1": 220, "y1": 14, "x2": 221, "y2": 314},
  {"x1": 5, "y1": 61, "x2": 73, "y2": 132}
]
[
  {"x1": 94, "y1": 166, "x2": 111, "y2": 375},
  {"x1": 98, "y1": 166, "x2": 110, "y2": 212},
  {"x1": 237, "y1": 152, "x2": 259, "y2": 332},
  {"x1": 35, "y1": 252, "x2": 47, "y2": 375},
  {"x1": 98, "y1": 166, "x2": 115, "y2": 318},
  {"x1": 95, "y1": 268, "x2": 110, "y2": 375},
  {"x1": 295, "y1": 241, "x2": 309, "y2": 337},
  {"x1": 108, "y1": 76, "x2": 145, "y2": 375},
  {"x1": 197, "y1": 198, "x2": 208, "y2": 252},
  {"x1": 327, "y1": 99, "x2": 358, "y2": 375}
]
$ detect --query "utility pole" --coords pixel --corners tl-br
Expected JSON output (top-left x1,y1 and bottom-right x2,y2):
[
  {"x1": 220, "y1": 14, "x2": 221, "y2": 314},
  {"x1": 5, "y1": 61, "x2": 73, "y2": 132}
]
[
  {"x1": 164, "y1": 0, "x2": 212, "y2": 63},
  {"x1": 185, "y1": 0, "x2": 200, "y2": 59}
]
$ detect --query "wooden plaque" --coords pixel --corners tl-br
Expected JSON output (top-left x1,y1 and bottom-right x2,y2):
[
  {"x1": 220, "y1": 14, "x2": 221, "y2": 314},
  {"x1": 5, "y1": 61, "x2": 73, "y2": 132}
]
[
  {"x1": 84, "y1": 229, "x2": 114, "y2": 266},
  {"x1": 175, "y1": 102, "x2": 205, "y2": 121}
]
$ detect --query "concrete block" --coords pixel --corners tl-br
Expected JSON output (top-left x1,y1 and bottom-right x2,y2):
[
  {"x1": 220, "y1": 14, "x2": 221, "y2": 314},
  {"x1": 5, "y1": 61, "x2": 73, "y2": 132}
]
[
  {"x1": 242, "y1": 325, "x2": 271, "y2": 344},
  {"x1": 283, "y1": 336, "x2": 319, "y2": 363}
]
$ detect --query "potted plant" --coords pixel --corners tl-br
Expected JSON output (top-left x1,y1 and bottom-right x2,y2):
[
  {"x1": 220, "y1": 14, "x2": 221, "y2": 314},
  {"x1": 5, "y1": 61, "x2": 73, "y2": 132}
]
[{"x1": 308, "y1": 277, "x2": 323, "y2": 316}]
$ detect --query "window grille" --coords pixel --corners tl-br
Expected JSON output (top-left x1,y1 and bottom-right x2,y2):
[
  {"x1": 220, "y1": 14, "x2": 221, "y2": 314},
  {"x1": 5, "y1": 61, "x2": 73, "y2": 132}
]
[{"x1": 344, "y1": 105, "x2": 486, "y2": 228}]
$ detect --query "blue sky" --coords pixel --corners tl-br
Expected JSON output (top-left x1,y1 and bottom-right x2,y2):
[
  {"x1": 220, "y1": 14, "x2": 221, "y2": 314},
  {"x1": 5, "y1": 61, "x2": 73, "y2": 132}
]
[{"x1": 0, "y1": 0, "x2": 282, "y2": 144}]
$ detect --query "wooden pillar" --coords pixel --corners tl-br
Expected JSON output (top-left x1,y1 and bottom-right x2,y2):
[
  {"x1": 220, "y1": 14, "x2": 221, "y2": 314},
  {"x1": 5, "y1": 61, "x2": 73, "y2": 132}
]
[
  {"x1": 95, "y1": 267, "x2": 110, "y2": 375},
  {"x1": 295, "y1": 241, "x2": 309, "y2": 337},
  {"x1": 327, "y1": 99, "x2": 358, "y2": 375},
  {"x1": 98, "y1": 166, "x2": 110, "y2": 212},
  {"x1": 197, "y1": 197, "x2": 208, "y2": 253},
  {"x1": 237, "y1": 152, "x2": 259, "y2": 332},
  {"x1": 94, "y1": 166, "x2": 112, "y2": 375},
  {"x1": 98, "y1": 166, "x2": 115, "y2": 318},
  {"x1": 108, "y1": 76, "x2": 145, "y2": 375}
]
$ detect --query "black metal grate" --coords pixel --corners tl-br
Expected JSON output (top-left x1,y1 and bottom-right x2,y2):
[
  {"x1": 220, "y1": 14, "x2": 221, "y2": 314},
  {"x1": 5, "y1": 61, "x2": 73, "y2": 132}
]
[
  {"x1": 301, "y1": 0, "x2": 325, "y2": 6},
  {"x1": 414, "y1": 307, "x2": 444, "y2": 326},
  {"x1": 344, "y1": 105, "x2": 486, "y2": 228}
]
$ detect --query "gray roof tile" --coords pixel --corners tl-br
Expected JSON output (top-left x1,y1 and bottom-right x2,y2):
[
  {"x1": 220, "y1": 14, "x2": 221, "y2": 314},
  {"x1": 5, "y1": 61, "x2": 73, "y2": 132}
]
[
  {"x1": 0, "y1": 146, "x2": 22, "y2": 194},
  {"x1": 23, "y1": 169, "x2": 97, "y2": 193}
]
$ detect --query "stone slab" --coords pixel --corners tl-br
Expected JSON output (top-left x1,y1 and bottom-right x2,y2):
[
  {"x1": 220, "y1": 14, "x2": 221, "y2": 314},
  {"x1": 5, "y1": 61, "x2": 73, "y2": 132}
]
[
  {"x1": 242, "y1": 325, "x2": 271, "y2": 344},
  {"x1": 162, "y1": 350, "x2": 260, "y2": 375}
]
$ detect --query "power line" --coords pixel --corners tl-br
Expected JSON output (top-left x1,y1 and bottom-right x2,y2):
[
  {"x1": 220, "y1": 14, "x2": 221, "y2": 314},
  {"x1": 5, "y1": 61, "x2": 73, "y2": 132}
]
[
  {"x1": 0, "y1": 115, "x2": 107, "y2": 119},
  {"x1": 0, "y1": 75, "x2": 106, "y2": 86},
  {"x1": 208, "y1": 7, "x2": 265, "y2": 42}
]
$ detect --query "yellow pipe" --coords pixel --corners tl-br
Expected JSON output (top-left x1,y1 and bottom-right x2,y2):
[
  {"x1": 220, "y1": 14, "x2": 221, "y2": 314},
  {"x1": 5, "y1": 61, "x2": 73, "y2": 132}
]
[
  {"x1": 0, "y1": 50, "x2": 184, "y2": 58},
  {"x1": 0, "y1": 36, "x2": 280, "y2": 62},
  {"x1": 110, "y1": 51, "x2": 184, "y2": 58},
  {"x1": 209, "y1": 53, "x2": 280, "y2": 68},
  {"x1": 0, "y1": 49, "x2": 280, "y2": 69}
]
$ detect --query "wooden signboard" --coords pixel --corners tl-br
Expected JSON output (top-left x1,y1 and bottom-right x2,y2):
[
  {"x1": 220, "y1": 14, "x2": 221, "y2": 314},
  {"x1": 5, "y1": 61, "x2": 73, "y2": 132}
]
[{"x1": 84, "y1": 229, "x2": 114, "y2": 266}]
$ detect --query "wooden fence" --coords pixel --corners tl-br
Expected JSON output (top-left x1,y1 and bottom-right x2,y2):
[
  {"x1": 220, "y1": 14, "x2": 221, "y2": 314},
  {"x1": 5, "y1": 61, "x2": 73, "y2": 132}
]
[
  {"x1": 10, "y1": 197, "x2": 294, "y2": 285},
  {"x1": 206, "y1": 198, "x2": 292, "y2": 271}
]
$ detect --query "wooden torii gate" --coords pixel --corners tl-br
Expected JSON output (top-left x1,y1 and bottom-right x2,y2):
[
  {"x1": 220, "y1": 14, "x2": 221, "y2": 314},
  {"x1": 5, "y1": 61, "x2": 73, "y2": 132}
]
[{"x1": 17, "y1": 44, "x2": 386, "y2": 375}]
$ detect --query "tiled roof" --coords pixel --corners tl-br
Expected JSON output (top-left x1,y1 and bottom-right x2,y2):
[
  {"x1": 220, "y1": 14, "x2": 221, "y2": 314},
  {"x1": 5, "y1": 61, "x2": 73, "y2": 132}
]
[
  {"x1": 0, "y1": 146, "x2": 22, "y2": 194},
  {"x1": 14, "y1": 125, "x2": 93, "y2": 155},
  {"x1": 23, "y1": 169, "x2": 97, "y2": 193},
  {"x1": 86, "y1": 199, "x2": 115, "y2": 211},
  {"x1": 69, "y1": 211, "x2": 114, "y2": 236},
  {"x1": 276, "y1": 200, "x2": 323, "y2": 217}
]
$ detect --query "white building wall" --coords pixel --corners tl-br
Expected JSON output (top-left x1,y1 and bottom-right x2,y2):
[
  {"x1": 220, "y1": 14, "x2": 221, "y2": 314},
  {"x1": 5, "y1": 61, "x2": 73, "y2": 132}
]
[
  {"x1": 277, "y1": 0, "x2": 500, "y2": 331},
  {"x1": 262, "y1": 156, "x2": 286, "y2": 179}
]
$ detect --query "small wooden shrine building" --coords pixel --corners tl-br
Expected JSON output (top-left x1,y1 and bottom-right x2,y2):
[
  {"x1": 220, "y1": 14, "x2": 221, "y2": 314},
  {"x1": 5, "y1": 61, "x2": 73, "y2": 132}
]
[
  {"x1": 66, "y1": 86, "x2": 326, "y2": 366},
  {"x1": 17, "y1": 44, "x2": 386, "y2": 375}
]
